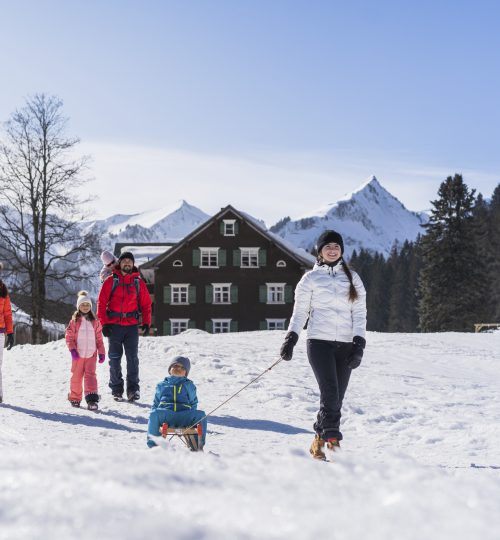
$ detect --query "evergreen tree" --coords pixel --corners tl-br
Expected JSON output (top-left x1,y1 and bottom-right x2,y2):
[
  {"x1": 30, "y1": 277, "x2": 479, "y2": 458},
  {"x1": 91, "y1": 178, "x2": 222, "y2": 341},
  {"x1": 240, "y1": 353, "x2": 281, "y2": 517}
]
[
  {"x1": 488, "y1": 184, "x2": 500, "y2": 320},
  {"x1": 388, "y1": 241, "x2": 420, "y2": 332},
  {"x1": 469, "y1": 193, "x2": 492, "y2": 323},
  {"x1": 366, "y1": 252, "x2": 391, "y2": 331},
  {"x1": 407, "y1": 237, "x2": 423, "y2": 331},
  {"x1": 418, "y1": 174, "x2": 479, "y2": 331}
]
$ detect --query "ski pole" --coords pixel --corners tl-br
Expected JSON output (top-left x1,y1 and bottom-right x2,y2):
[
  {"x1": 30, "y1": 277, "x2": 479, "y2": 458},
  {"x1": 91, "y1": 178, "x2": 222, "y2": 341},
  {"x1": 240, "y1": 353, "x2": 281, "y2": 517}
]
[{"x1": 179, "y1": 357, "x2": 283, "y2": 437}]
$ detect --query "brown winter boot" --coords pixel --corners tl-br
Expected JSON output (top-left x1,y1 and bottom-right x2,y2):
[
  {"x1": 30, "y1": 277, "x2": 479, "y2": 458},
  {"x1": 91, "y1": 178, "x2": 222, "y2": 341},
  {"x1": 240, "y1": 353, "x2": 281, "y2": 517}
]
[
  {"x1": 310, "y1": 434, "x2": 326, "y2": 460},
  {"x1": 326, "y1": 438, "x2": 341, "y2": 451}
]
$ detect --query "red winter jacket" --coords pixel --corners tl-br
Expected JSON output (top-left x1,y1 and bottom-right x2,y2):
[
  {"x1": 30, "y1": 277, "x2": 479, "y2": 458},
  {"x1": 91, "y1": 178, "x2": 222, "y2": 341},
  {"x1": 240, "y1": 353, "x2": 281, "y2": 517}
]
[
  {"x1": 97, "y1": 267, "x2": 152, "y2": 327},
  {"x1": 0, "y1": 294, "x2": 14, "y2": 334}
]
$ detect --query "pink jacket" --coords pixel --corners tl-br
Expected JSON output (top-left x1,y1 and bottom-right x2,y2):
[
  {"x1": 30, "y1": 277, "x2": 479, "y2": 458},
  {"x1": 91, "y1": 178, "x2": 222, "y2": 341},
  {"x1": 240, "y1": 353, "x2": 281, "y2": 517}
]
[{"x1": 65, "y1": 316, "x2": 105, "y2": 359}]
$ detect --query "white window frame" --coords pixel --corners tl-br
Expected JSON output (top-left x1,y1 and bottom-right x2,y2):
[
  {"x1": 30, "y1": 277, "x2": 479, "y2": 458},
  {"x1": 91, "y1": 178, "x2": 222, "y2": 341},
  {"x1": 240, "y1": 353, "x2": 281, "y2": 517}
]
[
  {"x1": 173, "y1": 260, "x2": 183, "y2": 267},
  {"x1": 212, "y1": 283, "x2": 231, "y2": 304},
  {"x1": 212, "y1": 319, "x2": 231, "y2": 333},
  {"x1": 223, "y1": 219, "x2": 236, "y2": 236},
  {"x1": 200, "y1": 247, "x2": 219, "y2": 268},
  {"x1": 170, "y1": 319, "x2": 189, "y2": 335},
  {"x1": 266, "y1": 319, "x2": 286, "y2": 330},
  {"x1": 276, "y1": 260, "x2": 287, "y2": 267},
  {"x1": 240, "y1": 247, "x2": 259, "y2": 268},
  {"x1": 170, "y1": 283, "x2": 189, "y2": 305},
  {"x1": 266, "y1": 283, "x2": 286, "y2": 304}
]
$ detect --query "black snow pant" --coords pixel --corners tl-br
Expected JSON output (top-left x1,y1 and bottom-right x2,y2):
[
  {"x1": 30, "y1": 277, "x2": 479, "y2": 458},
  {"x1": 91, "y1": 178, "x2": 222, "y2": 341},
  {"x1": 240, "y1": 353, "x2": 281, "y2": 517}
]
[
  {"x1": 107, "y1": 324, "x2": 140, "y2": 396},
  {"x1": 307, "y1": 339, "x2": 353, "y2": 441}
]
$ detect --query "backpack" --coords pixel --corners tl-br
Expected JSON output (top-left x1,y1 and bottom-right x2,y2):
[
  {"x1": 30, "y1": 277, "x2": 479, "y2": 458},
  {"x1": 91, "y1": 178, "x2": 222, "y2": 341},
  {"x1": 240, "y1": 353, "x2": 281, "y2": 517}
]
[{"x1": 106, "y1": 274, "x2": 142, "y2": 320}]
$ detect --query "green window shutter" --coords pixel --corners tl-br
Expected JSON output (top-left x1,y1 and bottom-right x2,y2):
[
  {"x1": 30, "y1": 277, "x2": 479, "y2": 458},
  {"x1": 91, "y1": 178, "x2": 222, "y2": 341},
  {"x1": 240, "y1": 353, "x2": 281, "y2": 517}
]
[
  {"x1": 233, "y1": 249, "x2": 241, "y2": 266},
  {"x1": 230, "y1": 321, "x2": 238, "y2": 332},
  {"x1": 163, "y1": 320, "x2": 171, "y2": 336},
  {"x1": 219, "y1": 249, "x2": 226, "y2": 266},
  {"x1": 219, "y1": 221, "x2": 224, "y2": 234},
  {"x1": 258, "y1": 249, "x2": 267, "y2": 267},
  {"x1": 205, "y1": 285, "x2": 213, "y2": 303},
  {"x1": 234, "y1": 221, "x2": 239, "y2": 234},
  {"x1": 230, "y1": 285, "x2": 238, "y2": 303},
  {"x1": 259, "y1": 321, "x2": 267, "y2": 330},
  {"x1": 189, "y1": 285, "x2": 196, "y2": 304},
  {"x1": 188, "y1": 320, "x2": 196, "y2": 329},
  {"x1": 192, "y1": 249, "x2": 200, "y2": 267},
  {"x1": 205, "y1": 321, "x2": 212, "y2": 333},
  {"x1": 259, "y1": 285, "x2": 267, "y2": 303},
  {"x1": 163, "y1": 286, "x2": 171, "y2": 304},
  {"x1": 285, "y1": 285, "x2": 294, "y2": 303}
]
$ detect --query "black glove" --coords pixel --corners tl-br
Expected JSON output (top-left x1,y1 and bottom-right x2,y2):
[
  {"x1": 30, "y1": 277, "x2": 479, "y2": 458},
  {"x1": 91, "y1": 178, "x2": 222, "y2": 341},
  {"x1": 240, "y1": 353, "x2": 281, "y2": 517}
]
[
  {"x1": 102, "y1": 325, "x2": 113, "y2": 338},
  {"x1": 280, "y1": 331, "x2": 299, "y2": 361},
  {"x1": 140, "y1": 324, "x2": 150, "y2": 336},
  {"x1": 347, "y1": 336, "x2": 366, "y2": 369},
  {"x1": 5, "y1": 333, "x2": 14, "y2": 350}
]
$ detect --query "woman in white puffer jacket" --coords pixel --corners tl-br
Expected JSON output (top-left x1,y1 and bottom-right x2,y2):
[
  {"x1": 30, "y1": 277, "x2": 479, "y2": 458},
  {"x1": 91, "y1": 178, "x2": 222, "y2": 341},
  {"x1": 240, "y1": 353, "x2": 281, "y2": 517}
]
[{"x1": 280, "y1": 230, "x2": 367, "y2": 460}]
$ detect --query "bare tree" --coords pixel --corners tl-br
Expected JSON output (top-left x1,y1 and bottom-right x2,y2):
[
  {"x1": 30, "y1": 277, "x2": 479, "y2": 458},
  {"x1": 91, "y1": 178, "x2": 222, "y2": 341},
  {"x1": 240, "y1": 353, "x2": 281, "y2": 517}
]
[{"x1": 0, "y1": 94, "x2": 99, "y2": 343}]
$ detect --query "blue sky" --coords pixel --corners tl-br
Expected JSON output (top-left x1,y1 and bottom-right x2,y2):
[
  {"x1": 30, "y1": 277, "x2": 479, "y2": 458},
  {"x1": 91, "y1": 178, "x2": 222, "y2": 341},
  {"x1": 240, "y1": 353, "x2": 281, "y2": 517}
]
[{"x1": 1, "y1": 0, "x2": 499, "y2": 225}]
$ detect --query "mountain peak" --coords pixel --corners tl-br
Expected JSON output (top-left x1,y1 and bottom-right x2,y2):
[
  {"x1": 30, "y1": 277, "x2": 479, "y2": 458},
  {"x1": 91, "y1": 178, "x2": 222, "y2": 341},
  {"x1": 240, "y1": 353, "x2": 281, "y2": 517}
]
[
  {"x1": 352, "y1": 175, "x2": 384, "y2": 196},
  {"x1": 273, "y1": 176, "x2": 428, "y2": 257}
]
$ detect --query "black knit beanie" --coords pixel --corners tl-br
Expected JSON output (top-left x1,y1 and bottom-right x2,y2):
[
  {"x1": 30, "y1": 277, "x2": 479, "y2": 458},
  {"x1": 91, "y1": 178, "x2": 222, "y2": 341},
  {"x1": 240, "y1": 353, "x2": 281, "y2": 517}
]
[{"x1": 315, "y1": 230, "x2": 344, "y2": 255}]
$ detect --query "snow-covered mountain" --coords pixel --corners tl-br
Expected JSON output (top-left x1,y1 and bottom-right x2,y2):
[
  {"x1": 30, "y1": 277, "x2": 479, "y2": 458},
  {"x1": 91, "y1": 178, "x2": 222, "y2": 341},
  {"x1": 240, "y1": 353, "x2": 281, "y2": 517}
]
[
  {"x1": 85, "y1": 177, "x2": 428, "y2": 259},
  {"x1": 270, "y1": 176, "x2": 428, "y2": 257},
  {"x1": 83, "y1": 199, "x2": 210, "y2": 247}
]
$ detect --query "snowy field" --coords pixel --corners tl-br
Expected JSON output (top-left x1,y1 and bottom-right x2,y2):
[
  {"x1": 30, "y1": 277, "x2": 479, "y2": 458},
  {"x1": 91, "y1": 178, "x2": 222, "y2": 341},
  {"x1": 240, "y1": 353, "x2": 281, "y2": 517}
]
[{"x1": 1, "y1": 330, "x2": 499, "y2": 540}]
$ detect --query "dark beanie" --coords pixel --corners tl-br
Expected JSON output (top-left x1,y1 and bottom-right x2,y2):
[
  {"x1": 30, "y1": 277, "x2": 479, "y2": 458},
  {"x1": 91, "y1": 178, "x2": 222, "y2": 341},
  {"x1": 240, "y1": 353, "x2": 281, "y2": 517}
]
[
  {"x1": 168, "y1": 355, "x2": 191, "y2": 376},
  {"x1": 118, "y1": 251, "x2": 135, "y2": 263},
  {"x1": 315, "y1": 230, "x2": 344, "y2": 255}
]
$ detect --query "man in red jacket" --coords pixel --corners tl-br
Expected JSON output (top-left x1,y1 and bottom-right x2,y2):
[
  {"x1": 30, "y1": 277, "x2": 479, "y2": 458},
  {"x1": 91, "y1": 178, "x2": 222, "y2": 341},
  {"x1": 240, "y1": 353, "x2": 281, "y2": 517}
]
[{"x1": 97, "y1": 251, "x2": 152, "y2": 401}]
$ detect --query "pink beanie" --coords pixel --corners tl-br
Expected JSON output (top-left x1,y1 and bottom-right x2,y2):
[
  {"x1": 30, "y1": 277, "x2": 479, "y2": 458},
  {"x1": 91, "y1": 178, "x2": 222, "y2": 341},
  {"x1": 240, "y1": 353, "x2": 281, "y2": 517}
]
[{"x1": 100, "y1": 250, "x2": 116, "y2": 266}]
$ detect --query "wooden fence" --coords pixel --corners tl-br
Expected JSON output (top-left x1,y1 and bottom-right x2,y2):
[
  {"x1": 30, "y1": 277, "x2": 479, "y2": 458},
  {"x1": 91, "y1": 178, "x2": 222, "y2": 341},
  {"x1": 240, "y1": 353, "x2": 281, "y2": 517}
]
[{"x1": 474, "y1": 323, "x2": 500, "y2": 333}]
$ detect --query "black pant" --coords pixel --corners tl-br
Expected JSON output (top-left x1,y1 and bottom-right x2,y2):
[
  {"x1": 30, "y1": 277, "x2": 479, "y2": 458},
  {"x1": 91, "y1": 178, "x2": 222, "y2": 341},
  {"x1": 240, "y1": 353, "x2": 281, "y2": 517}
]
[
  {"x1": 107, "y1": 324, "x2": 140, "y2": 395},
  {"x1": 307, "y1": 339, "x2": 353, "y2": 441}
]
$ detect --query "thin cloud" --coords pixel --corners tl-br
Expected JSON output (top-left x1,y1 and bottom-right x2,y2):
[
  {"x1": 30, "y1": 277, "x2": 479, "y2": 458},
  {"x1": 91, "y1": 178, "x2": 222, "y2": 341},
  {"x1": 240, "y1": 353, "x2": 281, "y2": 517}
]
[{"x1": 79, "y1": 141, "x2": 499, "y2": 225}]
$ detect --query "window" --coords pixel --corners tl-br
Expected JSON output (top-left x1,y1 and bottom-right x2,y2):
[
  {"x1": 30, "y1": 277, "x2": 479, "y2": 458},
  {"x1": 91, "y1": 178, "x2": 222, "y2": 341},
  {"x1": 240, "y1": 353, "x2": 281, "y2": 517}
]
[
  {"x1": 171, "y1": 284, "x2": 189, "y2": 305},
  {"x1": 200, "y1": 248, "x2": 219, "y2": 268},
  {"x1": 267, "y1": 283, "x2": 285, "y2": 304},
  {"x1": 213, "y1": 283, "x2": 231, "y2": 304},
  {"x1": 276, "y1": 260, "x2": 286, "y2": 267},
  {"x1": 240, "y1": 248, "x2": 259, "y2": 268},
  {"x1": 223, "y1": 219, "x2": 236, "y2": 236},
  {"x1": 267, "y1": 319, "x2": 286, "y2": 330},
  {"x1": 170, "y1": 319, "x2": 189, "y2": 335},
  {"x1": 173, "y1": 260, "x2": 183, "y2": 267},
  {"x1": 212, "y1": 319, "x2": 231, "y2": 333}
]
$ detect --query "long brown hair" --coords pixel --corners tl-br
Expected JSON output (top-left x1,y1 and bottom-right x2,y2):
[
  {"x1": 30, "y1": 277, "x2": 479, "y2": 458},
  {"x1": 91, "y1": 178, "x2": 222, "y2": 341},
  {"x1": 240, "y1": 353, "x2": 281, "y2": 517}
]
[
  {"x1": 341, "y1": 258, "x2": 359, "y2": 302},
  {"x1": 0, "y1": 280, "x2": 8, "y2": 298}
]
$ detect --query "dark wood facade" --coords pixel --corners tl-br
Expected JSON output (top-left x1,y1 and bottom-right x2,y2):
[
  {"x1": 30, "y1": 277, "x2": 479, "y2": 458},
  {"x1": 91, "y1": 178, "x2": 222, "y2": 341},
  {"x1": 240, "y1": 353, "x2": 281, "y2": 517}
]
[{"x1": 141, "y1": 206, "x2": 314, "y2": 335}]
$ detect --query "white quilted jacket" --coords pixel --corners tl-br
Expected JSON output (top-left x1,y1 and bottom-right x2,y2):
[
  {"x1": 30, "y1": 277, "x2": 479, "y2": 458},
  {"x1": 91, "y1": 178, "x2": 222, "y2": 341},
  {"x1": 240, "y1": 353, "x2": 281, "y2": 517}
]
[{"x1": 287, "y1": 262, "x2": 367, "y2": 342}]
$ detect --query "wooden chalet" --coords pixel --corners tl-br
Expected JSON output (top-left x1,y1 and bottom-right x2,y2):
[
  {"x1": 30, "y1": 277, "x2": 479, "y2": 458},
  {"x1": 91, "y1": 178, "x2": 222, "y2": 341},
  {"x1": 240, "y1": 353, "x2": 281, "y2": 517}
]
[{"x1": 140, "y1": 205, "x2": 314, "y2": 335}]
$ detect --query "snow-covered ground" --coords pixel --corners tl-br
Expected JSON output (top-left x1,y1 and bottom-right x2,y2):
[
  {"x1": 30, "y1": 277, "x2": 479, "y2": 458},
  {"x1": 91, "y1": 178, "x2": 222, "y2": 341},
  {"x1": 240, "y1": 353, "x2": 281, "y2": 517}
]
[{"x1": 1, "y1": 330, "x2": 499, "y2": 539}]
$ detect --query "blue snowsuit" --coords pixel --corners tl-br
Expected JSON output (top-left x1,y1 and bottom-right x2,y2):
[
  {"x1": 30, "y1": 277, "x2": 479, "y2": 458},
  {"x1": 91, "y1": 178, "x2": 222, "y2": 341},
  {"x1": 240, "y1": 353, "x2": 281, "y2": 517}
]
[{"x1": 147, "y1": 375, "x2": 207, "y2": 448}]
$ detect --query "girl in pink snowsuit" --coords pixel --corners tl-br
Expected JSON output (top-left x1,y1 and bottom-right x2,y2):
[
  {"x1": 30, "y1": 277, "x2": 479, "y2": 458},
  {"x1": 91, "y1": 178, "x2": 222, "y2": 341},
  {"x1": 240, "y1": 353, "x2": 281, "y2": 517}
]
[{"x1": 65, "y1": 291, "x2": 106, "y2": 410}]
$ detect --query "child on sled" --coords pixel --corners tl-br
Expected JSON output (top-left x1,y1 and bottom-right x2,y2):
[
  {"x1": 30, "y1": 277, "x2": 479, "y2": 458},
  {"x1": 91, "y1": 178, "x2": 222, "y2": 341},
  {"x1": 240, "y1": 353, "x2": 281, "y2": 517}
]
[
  {"x1": 147, "y1": 356, "x2": 207, "y2": 449},
  {"x1": 65, "y1": 291, "x2": 106, "y2": 410}
]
